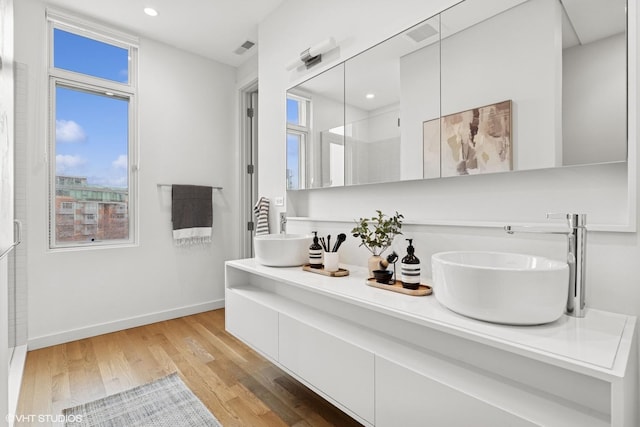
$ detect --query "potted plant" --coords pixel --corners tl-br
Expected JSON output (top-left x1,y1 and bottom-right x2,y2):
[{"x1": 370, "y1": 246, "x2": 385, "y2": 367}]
[{"x1": 351, "y1": 210, "x2": 404, "y2": 277}]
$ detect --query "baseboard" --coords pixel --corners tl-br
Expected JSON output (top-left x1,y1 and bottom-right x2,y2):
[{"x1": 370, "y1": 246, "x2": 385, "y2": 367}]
[{"x1": 28, "y1": 299, "x2": 225, "y2": 350}]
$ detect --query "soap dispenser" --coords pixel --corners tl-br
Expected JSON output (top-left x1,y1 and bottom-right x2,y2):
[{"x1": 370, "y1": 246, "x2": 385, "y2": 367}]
[
  {"x1": 400, "y1": 239, "x2": 421, "y2": 289},
  {"x1": 309, "y1": 231, "x2": 324, "y2": 269}
]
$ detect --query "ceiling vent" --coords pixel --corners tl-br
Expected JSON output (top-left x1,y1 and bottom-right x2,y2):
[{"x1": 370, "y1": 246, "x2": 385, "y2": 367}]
[
  {"x1": 234, "y1": 40, "x2": 256, "y2": 55},
  {"x1": 405, "y1": 22, "x2": 438, "y2": 43}
]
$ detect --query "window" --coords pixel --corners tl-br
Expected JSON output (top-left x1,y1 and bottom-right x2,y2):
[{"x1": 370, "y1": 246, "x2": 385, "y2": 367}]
[
  {"x1": 286, "y1": 95, "x2": 310, "y2": 190},
  {"x1": 47, "y1": 11, "x2": 138, "y2": 248},
  {"x1": 53, "y1": 28, "x2": 130, "y2": 83}
]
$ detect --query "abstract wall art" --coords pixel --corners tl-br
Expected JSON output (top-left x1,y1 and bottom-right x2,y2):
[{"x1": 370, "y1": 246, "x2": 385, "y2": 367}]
[
  {"x1": 440, "y1": 100, "x2": 512, "y2": 177},
  {"x1": 423, "y1": 100, "x2": 512, "y2": 178}
]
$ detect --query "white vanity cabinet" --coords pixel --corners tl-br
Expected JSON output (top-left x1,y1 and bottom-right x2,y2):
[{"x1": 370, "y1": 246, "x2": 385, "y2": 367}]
[
  {"x1": 225, "y1": 290, "x2": 279, "y2": 360},
  {"x1": 375, "y1": 356, "x2": 536, "y2": 427},
  {"x1": 279, "y1": 314, "x2": 375, "y2": 423},
  {"x1": 225, "y1": 259, "x2": 638, "y2": 427}
]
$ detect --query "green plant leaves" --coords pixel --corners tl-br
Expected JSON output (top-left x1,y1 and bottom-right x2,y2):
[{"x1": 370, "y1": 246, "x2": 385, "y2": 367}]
[{"x1": 351, "y1": 211, "x2": 404, "y2": 255}]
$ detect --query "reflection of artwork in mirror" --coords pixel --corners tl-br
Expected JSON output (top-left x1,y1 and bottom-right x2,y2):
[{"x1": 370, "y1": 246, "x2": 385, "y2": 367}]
[{"x1": 439, "y1": 100, "x2": 512, "y2": 177}]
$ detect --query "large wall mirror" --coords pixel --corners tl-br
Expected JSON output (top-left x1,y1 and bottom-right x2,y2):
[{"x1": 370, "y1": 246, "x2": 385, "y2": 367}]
[{"x1": 286, "y1": 0, "x2": 627, "y2": 190}]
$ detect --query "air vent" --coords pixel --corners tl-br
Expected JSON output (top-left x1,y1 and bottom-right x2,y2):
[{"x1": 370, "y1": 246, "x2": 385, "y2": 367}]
[
  {"x1": 234, "y1": 40, "x2": 256, "y2": 55},
  {"x1": 405, "y1": 22, "x2": 438, "y2": 43}
]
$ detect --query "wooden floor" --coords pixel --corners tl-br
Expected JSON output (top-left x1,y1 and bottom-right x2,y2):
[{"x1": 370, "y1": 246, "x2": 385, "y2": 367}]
[{"x1": 16, "y1": 309, "x2": 363, "y2": 426}]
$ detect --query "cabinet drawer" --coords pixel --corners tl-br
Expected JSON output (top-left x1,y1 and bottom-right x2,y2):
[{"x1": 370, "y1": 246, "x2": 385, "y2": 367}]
[
  {"x1": 225, "y1": 290, "x2": 278, "y2": 361},
  {"x1": 375, "y1": 356, "x2": 537, "y2": 427},
  {"x1": 278, "y1": 314, "x2": 374, "y2": 424}
]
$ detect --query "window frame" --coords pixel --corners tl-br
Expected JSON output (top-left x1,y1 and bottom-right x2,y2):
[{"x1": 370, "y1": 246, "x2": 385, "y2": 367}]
[
  {"x1": 47, "y1": 10, "x2": 139, "y2": 250},
  {"x1": 286, "y1": 94, "x2": 310, "y2": 190},
  {"x1": 286, "y1": 130, "x2": 307, "y2": 190}
]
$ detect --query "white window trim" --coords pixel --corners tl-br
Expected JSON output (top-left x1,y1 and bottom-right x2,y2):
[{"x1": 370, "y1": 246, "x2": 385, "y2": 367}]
[
  {"x1": 286, "y1": 93, "x2": 310, "y2": 131},
  {"x1": 46, "y1": 9, "x2": 139, "y2": 49},
  {"x1": 286, "y1": 130, "x2": 307, "y2": 190},
  {"x1": 47, "y1": 11, "x2": 139, "y2": 250},
  {"x1": 286, "y1": 94, "x2": 311, "y2": 189}
]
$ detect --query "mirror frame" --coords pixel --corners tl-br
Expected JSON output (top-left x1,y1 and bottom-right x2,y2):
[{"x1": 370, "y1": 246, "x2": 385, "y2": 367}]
[{"x1": 285, "y1": 0, "x2": 637, "y2": 233}]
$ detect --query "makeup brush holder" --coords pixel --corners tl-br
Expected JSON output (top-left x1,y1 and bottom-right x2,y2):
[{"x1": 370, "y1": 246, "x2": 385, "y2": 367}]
[{"x1": 324, "y1": 251, "x2": 340, "y2": 272}]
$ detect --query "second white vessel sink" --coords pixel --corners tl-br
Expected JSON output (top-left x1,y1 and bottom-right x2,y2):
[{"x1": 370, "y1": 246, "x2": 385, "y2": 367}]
[
  {"x1": 432, "y1": 251, "x2": 569, "y2": 325},
  {"x1": 254, "y1": 234, "x2": 311, "y2": 267}
]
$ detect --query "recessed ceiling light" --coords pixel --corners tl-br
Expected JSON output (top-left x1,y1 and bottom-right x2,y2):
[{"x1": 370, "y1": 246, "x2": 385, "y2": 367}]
[
  {"x1": 105, "y1": 92, "x2": 114, "y2": 96},
  {"x1": 144, "y1": 7, "x2": 158, "y2": 17},
  {"x1": 366, "y1": 93, "x2": 375, "y2": 99}
]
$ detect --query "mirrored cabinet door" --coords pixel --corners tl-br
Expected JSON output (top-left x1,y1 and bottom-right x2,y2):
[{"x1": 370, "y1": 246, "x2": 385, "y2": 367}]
[
  {"x1": 439, "y1": 0, "x2": 548, "y2": 176},
  {"x1": 344, "y1": 15, "x2": 441, "y2": 185},
  {"x1": 561, "y1": 0, "x2": 627, "y2": 166},
  {"x1": 286, "y1": 0, "x2": 627, "y2": 190},
  {"x1": 440, "y1": 0, "x2": 626, "y2": 176},
  {"x1": 287, "y1": 64, "x2": 345, "y2": 190}
]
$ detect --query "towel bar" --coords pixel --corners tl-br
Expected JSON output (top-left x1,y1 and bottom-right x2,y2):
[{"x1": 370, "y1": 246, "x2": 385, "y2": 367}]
[{"x1": 157, "y1": 184, "x2": 223, "y2": 190}]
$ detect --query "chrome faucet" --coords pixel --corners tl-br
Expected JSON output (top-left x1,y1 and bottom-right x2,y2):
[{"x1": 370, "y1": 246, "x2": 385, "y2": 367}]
[
  {"x1": 279, "y1": 212, "x2": 287, "y2": 234},
  {"x1": 504, "y1": 213, "x2": 587, "y2": 318}
]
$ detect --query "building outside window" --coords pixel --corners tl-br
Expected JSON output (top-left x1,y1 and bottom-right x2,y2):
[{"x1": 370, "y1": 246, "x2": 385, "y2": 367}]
[{"x1": 47, "y1": 11, "x2": 138, "y2": 248}]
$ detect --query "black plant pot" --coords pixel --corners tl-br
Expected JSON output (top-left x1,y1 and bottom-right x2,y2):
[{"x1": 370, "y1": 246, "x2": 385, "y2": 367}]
[{"x1": 373, "y1": 269, "x2": 393, "y2": 284}]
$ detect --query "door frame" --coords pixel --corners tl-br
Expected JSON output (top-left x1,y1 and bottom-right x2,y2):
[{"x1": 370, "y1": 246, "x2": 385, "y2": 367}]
[{"x1": 238, "y1": 80, "x2": 258, "y2": 258}]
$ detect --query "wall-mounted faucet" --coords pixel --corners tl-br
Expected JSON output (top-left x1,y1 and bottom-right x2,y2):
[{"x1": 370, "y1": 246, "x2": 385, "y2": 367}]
[
  {"x1": 505, "y1": 213, "x2": 587, "y2": 318},
  {"x1": 279, "y1": 212, "x2": 287, "y2": 234}
]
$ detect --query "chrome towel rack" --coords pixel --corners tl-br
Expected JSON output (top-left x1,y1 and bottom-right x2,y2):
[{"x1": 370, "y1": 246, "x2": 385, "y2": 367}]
[{"x1": 157, "y1": 184, "x2": 223, "y2": 190}]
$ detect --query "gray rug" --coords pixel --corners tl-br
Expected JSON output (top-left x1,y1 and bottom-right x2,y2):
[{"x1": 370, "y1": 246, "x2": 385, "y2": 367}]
[{"x1": 63, "y1": 372, "x2": 222, "y2": 427}]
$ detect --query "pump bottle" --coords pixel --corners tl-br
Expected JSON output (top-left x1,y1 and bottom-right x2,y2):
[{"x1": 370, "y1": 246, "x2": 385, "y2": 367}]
[
  {"x1": 309, "y1": 231, "x2": 323, "y2": 268},
  {"x1": 400, "y1": 239, "x2": 421, "y2": 289}
]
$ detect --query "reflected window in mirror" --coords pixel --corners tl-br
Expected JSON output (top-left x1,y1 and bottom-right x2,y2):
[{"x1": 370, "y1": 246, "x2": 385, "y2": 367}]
[
  {"x1": 287, "y1": 63, "x2": 346, "y2": 190},
  {"x1": 287, "y1": 95, "x2": 310, "y2": 190}
]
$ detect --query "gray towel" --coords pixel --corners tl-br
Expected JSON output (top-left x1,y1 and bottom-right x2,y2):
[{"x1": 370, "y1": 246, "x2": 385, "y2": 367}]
[
  {"x1": 172, "y1": 185, "x2": 213, "y2": 245},
  {"x1": 253, "y1": 197, "x2": 270, "y2": 235}
]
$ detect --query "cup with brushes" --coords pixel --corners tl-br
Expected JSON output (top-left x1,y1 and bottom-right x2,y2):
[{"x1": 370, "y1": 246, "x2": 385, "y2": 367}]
[{"x1": 309, "y1": 231, "x2": 347, "y2": 272}]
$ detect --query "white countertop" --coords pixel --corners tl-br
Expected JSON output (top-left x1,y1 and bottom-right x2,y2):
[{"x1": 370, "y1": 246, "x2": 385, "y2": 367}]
[{"x1": 226, "y1": 258, "x2": 636, "y2": 379}]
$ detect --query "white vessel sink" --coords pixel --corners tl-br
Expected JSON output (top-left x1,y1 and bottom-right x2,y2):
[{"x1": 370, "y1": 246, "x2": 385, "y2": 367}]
[
  {"x1": 254, "y1": 234, "x2": 311, "y2": 267},
  {"x1": 432, "y1": 251, "x2": 569, "y2": 325}
]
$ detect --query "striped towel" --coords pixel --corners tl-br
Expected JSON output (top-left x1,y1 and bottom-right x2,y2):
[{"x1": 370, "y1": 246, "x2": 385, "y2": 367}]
[{"x1": 253, "y1": 197, "x2": 270, "y2": 235}]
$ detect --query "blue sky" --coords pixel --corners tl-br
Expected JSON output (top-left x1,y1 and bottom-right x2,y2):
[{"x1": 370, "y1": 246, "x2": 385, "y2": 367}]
[
  {"x1": 286, "y1": 98, "x2": 300, "y2": 188},
  {"x1": 54, "y1": 29, "x2": 129, "y2": 188}
]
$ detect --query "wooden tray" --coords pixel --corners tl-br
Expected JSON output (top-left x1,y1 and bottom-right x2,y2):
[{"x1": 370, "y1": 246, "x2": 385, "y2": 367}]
[
  {"x1": 302, "y1": 264, "x2": 349, "y2": 277},
  {"x1": 366, "y1": 278, "x2": 432, "y2": 296}
]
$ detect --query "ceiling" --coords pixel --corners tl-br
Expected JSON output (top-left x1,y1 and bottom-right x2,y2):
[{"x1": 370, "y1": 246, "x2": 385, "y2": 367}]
[
  {"x1": 562, "y1": 0, "x2": 626, "y2": 45},
  {"x1": 44, "y1": 0, "x2": 285, "y2": 67}
]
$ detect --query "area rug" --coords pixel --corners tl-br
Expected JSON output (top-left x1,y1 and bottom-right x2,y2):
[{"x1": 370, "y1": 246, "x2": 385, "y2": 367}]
[{"x1": 63, "y1": 372, "x2": 222, "y2": 426}]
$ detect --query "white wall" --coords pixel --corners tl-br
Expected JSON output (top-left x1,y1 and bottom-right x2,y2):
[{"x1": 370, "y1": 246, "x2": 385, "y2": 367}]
[
  {"x1": 236, "y1": 54, "x2": 258, "y2": 89},
  {"x1": 15, "y1": 0, "x2": 239, "y2": 348},
  {"x1": 261, "y1": 0, "x2": 638, "y2": 374}
]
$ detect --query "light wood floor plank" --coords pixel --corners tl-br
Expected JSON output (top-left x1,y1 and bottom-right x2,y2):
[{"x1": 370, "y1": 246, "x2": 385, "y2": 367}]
[{"x1": 16, "y1": 309, "x2": 365, "y2": 426}]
